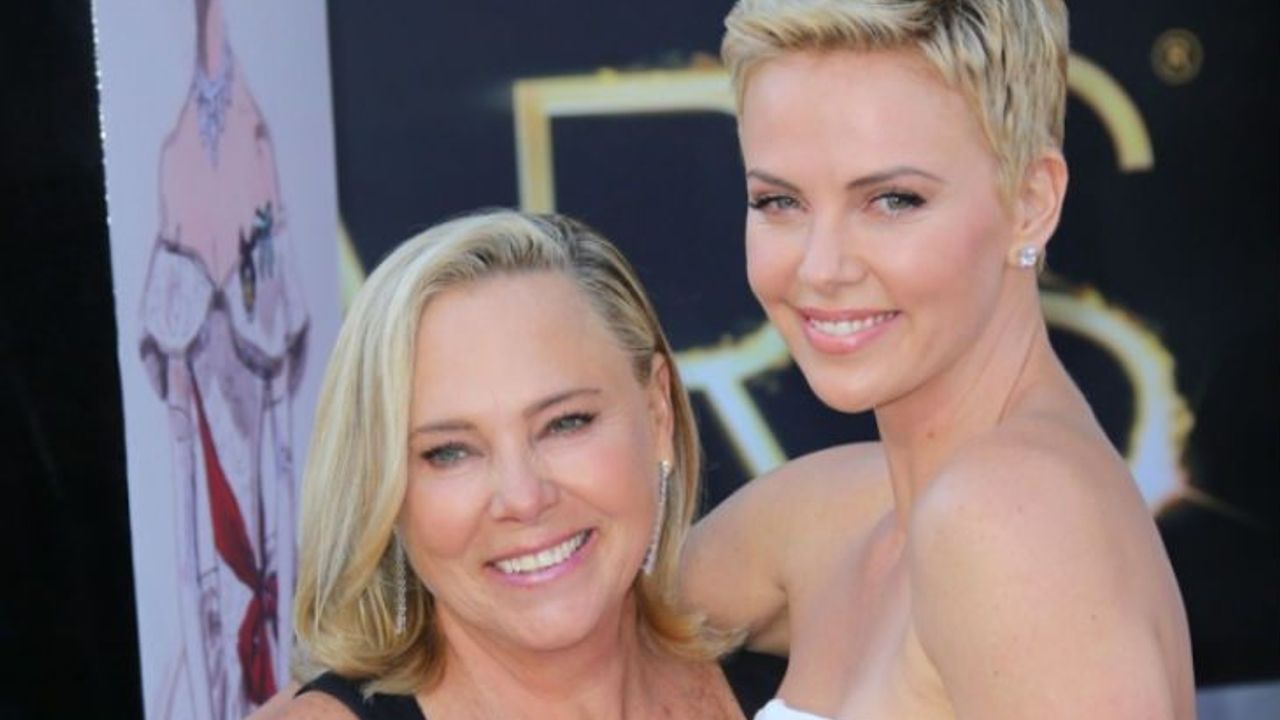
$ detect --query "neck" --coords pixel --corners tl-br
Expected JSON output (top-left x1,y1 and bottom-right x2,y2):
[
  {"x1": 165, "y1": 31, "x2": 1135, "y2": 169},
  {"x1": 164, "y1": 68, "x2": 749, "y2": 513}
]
[
  {"x1": 874, "y1": 278, "x2": 1052, "y2": 524},
  {"x1": 428, "y1": 596, "x2": 658, "y2": 719},
  {"x1": 196, "y1": 0, "x2": 227, "y2": 76}
]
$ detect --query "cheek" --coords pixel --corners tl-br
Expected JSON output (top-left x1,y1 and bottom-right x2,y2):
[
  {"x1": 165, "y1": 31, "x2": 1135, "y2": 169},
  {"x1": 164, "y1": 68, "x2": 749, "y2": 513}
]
[
  {"x1": 556, "y1": 421, "x2": 654, "y2": 522},
  {"x1": 401, "y1": 474, "x2": 487, "y2": 564},
  {"x1": 745, "y1": 227, "x2": 798, "y2": 304},
  {"x1": 884, "y1": 208, "x2": 1008, "y2": 336}
]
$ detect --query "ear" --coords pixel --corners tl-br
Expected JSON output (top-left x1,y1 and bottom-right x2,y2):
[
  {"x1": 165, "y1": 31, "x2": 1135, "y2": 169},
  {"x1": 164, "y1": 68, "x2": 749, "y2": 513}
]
[
  {"x1": 645, "y1": 353, "x2": 676, "y2": 461},
  {"x1": 1013, "y1": 149, "x2": 1069, "y2": 253}
]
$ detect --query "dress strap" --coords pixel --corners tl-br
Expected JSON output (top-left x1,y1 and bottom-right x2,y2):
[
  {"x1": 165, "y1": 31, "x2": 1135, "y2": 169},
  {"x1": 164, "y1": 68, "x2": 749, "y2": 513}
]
[{"x1": 297, "y1": 672, "x2": 427, "y2": 720}]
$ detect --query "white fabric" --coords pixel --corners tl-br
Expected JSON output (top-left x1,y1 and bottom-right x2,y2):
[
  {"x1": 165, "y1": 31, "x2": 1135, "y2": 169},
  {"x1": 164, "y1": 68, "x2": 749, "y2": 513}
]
[{"x1": 755, "y1": 699, "x2": 837, "y2": 720}]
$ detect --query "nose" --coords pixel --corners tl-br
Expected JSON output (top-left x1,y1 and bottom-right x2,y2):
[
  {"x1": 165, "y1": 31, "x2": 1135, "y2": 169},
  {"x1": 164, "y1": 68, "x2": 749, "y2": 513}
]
[
  {"x1": 487, "y1": 450, "x2": 558, "y2": 522},
  {"x1": 796, "y1": 214, "x2": 865, "y2": 291}
]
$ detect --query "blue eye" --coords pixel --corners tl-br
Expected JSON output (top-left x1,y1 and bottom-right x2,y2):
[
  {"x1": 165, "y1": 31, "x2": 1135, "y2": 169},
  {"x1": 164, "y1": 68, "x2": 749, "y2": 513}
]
[
  {"x1": 422, "y1": 443, "x2": 470, "y2": 468},
  {"x1": 545, "y1": 412, "x2": 595, "y2": 436},
  {"x1": 873, "y1": 191, "x2": 925, "y2": 215},
  {"x1": 748, "y1": 194, "x2": 801, "y2": 213}
]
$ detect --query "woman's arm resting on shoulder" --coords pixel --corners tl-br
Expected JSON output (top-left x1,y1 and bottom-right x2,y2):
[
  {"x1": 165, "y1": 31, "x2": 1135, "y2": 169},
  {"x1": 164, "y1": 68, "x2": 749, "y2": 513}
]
[
  {"x1": 910, "y1": 455, "x2": 1181, "y2": 720},
  {"x1": 682, "y1": 443, "x2": 888, "y2": 655},
  {"x1": 682, "y1": 463, "x2": 791, "y2": 653}
]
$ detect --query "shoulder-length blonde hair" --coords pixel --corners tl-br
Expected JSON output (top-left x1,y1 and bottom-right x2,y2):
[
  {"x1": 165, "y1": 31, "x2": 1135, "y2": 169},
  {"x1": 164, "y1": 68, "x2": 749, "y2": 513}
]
[
  {"x1": 723, "y1": 0, "x2": 1069, "y2": 199},
  {"x1": 293, "y1": 209, "x2": 724, "y2": 695}
]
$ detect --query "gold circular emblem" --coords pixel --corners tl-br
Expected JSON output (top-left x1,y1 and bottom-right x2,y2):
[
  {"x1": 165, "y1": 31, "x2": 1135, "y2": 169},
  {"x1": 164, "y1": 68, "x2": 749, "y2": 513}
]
[{"x1": 1152, "y1": 28, "x2": 1204, "y2": 85}]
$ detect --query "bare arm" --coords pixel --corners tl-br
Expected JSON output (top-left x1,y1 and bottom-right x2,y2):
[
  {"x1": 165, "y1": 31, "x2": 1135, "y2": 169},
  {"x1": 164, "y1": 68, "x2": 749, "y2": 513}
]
[{"x1": 682, "y1": 443, "x2": 889, "y2": 654}]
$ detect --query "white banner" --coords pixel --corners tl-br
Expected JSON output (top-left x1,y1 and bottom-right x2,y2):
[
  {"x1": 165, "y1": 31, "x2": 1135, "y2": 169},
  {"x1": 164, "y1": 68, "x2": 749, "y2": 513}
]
[{"x1": 94, "y1": 1, "x2": 341, "y2": 717}]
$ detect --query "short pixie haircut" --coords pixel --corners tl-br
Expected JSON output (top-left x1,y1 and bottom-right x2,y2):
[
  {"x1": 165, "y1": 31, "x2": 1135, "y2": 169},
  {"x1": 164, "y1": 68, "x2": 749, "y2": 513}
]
[
  {"x1": 723, "y1": 0, "x2": 1069, "y2": 196},
  {"x1": 293, "y1": 210, "x2": 723, "y2": 695}
]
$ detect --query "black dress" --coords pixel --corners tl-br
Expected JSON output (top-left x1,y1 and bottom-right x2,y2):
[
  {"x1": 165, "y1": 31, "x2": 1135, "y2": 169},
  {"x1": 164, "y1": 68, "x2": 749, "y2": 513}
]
[{"x1": 297, "y1": 672, "x2": 427, "y2": 720}]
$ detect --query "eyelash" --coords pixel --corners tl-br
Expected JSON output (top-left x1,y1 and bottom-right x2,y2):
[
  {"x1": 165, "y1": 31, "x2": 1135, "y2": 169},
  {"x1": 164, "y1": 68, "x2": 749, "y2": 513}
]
[
  {"x1": 749, "y1": 190, "x2": 926, "y2": 216},
  {"x1": 418, "y1": 412, "x2": 597, "y2": 469},
  {"x1": 422, "y1": 442, "x2": 470, "y2": 469},
  {"x1": 747, "y1": 194, "x2": 800, "y2": 213},
  {"x1": 543, "y1": 412, "x2": 596, "y2": 437},
  {"x1": 871, "y1": 190, "x2": 926, "y2": 215}
]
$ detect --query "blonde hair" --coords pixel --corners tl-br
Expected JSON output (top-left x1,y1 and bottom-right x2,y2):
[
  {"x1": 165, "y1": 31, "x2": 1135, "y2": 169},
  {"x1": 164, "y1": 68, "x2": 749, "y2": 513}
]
[
  {"x1": 723, "y1": 0, "x2": 1069, "y2": 196},
  {"x1": 293, "y1": 209, "x2": 724, "y2": 695}
]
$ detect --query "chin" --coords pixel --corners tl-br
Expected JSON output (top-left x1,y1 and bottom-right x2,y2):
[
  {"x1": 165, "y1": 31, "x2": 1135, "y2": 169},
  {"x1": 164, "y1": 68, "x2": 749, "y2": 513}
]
[
  {"x1": 505, "y1": 599, "x2": 616, "y2": 652},
  {"x1": 509, "y1": 624, "x2": 601, "y2": 654},
  {"x1": 796, "y1": 361, "x2": 880, "y2": 414},
  {"x1": 811, "y1": 385, "x2": 876, "y2": 414}
]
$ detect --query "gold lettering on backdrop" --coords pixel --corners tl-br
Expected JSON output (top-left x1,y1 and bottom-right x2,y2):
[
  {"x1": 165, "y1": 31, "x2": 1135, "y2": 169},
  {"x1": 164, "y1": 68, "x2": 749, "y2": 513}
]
[
  {"x1": 1067, "y1": 55, "x2": 1155, "y2": 171},
  {"x1": 318, "y1": 54, "x2": 1196, "y2": 508},
  {"x1": 513, "y1": 69, "x2": 736, "y2": 213}
]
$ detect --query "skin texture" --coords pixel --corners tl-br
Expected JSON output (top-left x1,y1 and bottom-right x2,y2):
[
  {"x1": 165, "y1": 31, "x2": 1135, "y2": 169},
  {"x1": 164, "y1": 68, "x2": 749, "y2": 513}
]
[
  {"x1": 683, "y1": 49, "x2": 1194, "y2": 719},
  {"x1": 270, "y1": 272, "x2": 742, "y2": 720}
]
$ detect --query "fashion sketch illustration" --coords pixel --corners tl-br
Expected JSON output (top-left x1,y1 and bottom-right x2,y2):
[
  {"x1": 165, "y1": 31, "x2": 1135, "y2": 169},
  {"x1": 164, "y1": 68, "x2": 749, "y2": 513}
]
[{"x1": 137, "y1": 0, "x2": 307, "y2": 717}]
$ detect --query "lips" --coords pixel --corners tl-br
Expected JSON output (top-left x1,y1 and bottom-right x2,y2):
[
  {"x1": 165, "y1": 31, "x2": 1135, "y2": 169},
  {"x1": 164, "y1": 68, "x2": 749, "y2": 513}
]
[
  {"x1": 806, "y1": 311, "x2": 897, "y2": 337},
  {"x1": 797, "y1": 307, "x2": 900, "y2": 354},
  {"x1": 489, "y1": 529, "x2": 592, "y2": 576}
]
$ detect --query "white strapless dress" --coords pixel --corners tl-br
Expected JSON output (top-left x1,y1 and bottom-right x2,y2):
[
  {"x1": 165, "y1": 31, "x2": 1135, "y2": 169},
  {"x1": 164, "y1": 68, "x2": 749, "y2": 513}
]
[{"x1": 755, "y1": 699, "x2": 836, "y2": 720}]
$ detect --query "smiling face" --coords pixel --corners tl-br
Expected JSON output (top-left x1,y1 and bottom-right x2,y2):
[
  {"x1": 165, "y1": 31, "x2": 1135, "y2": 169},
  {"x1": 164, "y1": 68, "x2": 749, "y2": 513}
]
[
  {"x1": 739, "y1": 48, "x2": 1023, "y2": 413},
  {"x1": 400, "y1": 270, "x2": 672, "y2": 656}
]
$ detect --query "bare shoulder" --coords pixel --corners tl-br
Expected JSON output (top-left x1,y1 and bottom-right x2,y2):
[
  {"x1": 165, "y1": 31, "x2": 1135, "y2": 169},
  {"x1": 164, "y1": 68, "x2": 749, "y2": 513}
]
[
  {"x1": 908, "y1": 416, "x2": 1147, "y2": 611},
  {"x1": 925, "y1": 408, "x2": 1140, "y2": 520},
  {"x1": 906, "y1": 418, "x2": 1188, "y2": 718}
]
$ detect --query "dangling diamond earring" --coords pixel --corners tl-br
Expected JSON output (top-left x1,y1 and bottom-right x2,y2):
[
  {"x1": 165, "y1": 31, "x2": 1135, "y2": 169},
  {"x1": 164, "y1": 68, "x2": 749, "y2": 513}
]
[
  {"x1": 393, "y1": 537, "x2": 407, "y2": 636},
  {"x1": 1012, "y1": 244, "x2": 1042, "y2": 269},
  {"x1": 643, "y1": 460, "x2": 672, "y2": 576}
]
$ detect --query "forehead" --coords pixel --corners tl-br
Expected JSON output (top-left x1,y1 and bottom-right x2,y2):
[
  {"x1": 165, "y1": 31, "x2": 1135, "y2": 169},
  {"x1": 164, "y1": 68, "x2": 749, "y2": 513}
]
[
  {"x1": 410, "y1": 271, "x2": 635, "y2": 414},
  {"x1": 739, "y1": 49, "x2": 990, "y2": 172}
]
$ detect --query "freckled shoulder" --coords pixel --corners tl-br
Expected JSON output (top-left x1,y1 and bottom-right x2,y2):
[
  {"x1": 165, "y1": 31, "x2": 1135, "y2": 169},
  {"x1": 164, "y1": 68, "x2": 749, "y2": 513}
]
[
  {"x1": 907, "y1": 413, "x2": 1135, "y2": 583},
  {"x1": 912, "y1": 411, "x2": 1136, "y2": 543},
  {"x1": 905, "y1": 420, "x2": 1174, "y2": 718}
]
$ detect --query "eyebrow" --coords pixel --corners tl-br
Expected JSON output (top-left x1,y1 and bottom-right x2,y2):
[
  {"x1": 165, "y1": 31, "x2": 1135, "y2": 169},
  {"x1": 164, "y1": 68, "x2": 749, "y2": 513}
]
[
  {"x1": 746, "y1": 165, "x2": 943, "y2": 192},
  {"x1": 410, "y1": 387, "x2": 602, "y2": 435}
]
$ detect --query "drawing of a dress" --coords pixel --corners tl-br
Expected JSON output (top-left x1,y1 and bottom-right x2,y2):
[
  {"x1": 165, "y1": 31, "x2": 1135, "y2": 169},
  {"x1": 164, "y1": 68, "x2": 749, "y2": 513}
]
[{"x1": 139, "y1": 5, "x2": 306, "y2": 716}]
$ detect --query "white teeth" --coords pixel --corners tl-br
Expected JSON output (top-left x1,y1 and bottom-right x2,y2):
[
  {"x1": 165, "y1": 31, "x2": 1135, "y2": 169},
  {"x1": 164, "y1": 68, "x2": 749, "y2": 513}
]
[
  {"x1": 809, "y1": 312, "x2": 895, "y2": 336},
  {"x1": 494, "y1": 530, "x2": 588, "y2": 575}
]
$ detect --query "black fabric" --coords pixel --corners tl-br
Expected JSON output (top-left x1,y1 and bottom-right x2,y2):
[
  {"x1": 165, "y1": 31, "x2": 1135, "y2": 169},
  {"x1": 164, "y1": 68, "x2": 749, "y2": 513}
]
[{"x1": 297, "y1": 672, "x2": 427, "y2": 720}]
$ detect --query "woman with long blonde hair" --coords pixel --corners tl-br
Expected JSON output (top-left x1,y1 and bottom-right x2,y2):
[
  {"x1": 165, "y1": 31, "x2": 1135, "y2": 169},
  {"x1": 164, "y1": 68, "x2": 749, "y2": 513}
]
[{"x1": 271, "y1": 210, "x2": 742, "y2": 719}]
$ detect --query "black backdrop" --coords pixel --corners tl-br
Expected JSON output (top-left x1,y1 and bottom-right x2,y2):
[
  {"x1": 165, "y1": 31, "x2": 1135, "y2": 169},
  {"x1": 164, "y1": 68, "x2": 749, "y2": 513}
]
[{"x1": 1, "y1": 1, "x2": 1276, "y2": 717}]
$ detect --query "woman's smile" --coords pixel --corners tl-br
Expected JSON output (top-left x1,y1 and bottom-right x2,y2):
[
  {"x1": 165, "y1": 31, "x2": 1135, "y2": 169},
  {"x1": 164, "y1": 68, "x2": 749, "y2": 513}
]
[
  {"x1": 798, "y1": 306, "x2": 901, "y2": 355},
  {"x1": 486, "y1": 528, "x2": 595, "y2": 587}
]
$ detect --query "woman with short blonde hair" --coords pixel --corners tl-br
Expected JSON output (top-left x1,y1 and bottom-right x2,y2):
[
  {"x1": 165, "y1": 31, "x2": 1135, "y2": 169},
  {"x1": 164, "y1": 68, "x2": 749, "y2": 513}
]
[{"x1": 685, "y1": 2, "x2": 1195, "y2": 718}]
